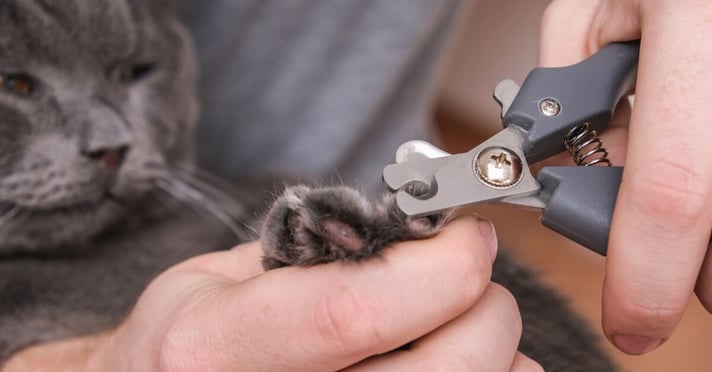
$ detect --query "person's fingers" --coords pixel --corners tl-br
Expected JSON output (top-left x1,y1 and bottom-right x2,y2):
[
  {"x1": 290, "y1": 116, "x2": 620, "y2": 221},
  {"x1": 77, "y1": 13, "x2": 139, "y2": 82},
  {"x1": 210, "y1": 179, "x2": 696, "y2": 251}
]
[
  {"x1": 160, "y1": 215, "x2": 498, "y2": 371},
  {"x1": 598, "y1": 0, "x2": 712, "y2": 354},
  {"x1": 538, "y1": 0, "x2": 599, "y2": 67},
  {"x1": 588, "y1": 0, "x2": 641, "y2": 47},
  {"x1": 540, "y1": 0, "x2": 712, "y2": 354},
  {"x1": 509, "y1": 352, "x2": 545, "y2": 372},
  {"x1": 539, "y1": 0, "x2": 640, "y2": 68},
  {"x1": 343, "y1": 284, "x2": 528, "y2": 372},
  {"x1": 166, "y1": 240, "x2": 265, "y2": 282},
  {"x1": 408, "y1": 284, "x2": 521, "y2": 372}
]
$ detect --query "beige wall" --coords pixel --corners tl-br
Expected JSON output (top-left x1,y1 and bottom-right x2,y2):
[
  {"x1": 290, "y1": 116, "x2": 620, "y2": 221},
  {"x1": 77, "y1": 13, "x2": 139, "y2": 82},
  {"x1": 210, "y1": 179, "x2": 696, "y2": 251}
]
[{"x1": 441, "y1": 0, "x2": 550, "y2": 133}]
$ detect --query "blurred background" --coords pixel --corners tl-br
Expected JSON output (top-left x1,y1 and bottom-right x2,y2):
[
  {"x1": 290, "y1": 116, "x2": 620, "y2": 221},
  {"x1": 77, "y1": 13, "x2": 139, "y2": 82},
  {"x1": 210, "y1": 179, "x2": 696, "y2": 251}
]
[{"x1": 436, "y1": 1, "x2": 712, "y2": 371}]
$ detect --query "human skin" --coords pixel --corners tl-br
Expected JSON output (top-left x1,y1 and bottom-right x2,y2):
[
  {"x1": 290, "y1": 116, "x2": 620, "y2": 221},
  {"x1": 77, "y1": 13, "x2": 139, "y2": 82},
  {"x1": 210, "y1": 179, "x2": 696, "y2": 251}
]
[
  {"x1": 2, "y1": 216, "x2": 542, "y2": 371},
  {"x1": 539, "y1": 0, "x2": 712, "y2": 355}
]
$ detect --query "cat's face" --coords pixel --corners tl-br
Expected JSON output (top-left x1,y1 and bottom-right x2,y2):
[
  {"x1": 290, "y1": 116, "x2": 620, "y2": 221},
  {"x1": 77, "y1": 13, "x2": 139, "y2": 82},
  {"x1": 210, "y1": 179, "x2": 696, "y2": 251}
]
[{"x1": 0, "y1": 0, "x2": 199, "y2": 253}]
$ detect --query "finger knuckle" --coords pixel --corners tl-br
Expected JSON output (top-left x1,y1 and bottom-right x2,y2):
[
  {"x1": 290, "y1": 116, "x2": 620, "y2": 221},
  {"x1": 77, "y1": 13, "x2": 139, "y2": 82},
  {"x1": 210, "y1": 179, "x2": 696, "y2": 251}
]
[
  {"x1": 628, "y1": 159, "x2": 710, "y2": 233},
  {"x1": 314, "y1": 284, "x2": 383, "y2": 356}
]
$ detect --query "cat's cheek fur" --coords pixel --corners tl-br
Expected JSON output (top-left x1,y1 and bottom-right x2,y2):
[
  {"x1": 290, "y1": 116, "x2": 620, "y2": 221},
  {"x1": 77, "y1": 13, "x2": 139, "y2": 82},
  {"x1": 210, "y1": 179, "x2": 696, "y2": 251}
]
[{"x1": 0, "y1": 0, "x2": 200, "y2": 254}]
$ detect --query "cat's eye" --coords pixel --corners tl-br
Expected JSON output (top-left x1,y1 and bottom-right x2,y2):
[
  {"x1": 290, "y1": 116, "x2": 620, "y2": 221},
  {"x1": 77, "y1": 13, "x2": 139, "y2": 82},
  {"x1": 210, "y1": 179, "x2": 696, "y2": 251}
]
[
  {"x1": 118, "y1": 63, "x2": 156, "y2": 84},
  {"x1": 0, "y1": 73, "x2": 36, "y2": 96}
]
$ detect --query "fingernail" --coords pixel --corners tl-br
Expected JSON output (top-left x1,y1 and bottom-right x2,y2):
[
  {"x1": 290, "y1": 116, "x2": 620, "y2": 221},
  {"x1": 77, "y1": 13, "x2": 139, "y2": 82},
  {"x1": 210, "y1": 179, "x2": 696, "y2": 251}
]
[
  {"x1": 612, "y1": 334, "x2": 662, "y2": 355},
  {"x1": 477, "y1": 217, "x2": 498, "y2": 263}
]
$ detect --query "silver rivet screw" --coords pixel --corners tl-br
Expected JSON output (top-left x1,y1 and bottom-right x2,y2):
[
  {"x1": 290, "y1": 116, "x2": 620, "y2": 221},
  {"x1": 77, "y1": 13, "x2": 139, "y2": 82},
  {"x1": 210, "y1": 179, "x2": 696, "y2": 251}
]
[
  {"x1": 474, "y1": 147, "x2": 523, "y2": 189},
  {"x1": 539, "y1": 98, "x2": 561, "y2": 116}
]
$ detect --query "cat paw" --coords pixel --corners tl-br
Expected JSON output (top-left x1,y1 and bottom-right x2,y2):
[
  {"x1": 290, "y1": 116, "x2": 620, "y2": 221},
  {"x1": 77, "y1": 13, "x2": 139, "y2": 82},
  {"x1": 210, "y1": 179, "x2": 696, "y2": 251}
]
[{"x1": 260, "y1": 185, "x2": 447, "y2": 270}]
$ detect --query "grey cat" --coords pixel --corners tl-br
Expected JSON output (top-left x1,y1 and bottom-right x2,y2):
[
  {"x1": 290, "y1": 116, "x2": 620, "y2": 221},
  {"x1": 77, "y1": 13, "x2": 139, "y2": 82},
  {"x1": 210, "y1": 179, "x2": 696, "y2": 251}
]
[{"x1": 0, "y1": 1, "x2": 616, "y2": 371}]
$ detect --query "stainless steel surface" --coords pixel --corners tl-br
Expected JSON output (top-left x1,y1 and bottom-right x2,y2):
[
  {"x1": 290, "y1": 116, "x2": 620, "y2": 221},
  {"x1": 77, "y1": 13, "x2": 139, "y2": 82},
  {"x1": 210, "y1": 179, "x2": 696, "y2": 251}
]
[
  {"x1": 474, "y1": 147, "x2": 523, "y2": 188},
  {"x1": 395, "y1": 140, "x2": 450, "y2": 163},
  {"x1": 564, "y1": 123, "x2": 611, "y2": 166},
  {"x1": 493, "y1": 79, "x2": 521, "y2": 118},
  {"x1": 539, "y1": 98, "x2": 561, "y2": 117},
  {"x1": 384, "y1": 127, "x2": 540, "y2": 216}
]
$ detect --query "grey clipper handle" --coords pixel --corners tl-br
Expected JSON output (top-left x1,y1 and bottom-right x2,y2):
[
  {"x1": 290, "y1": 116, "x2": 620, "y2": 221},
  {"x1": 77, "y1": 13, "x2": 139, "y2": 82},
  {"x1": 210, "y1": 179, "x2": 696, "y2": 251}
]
[
  {"x1": 503, "y1": 41, "x2": 639, "y2": 163},
  {"x1": 500, "y1": 41, "x2": 639, "y2": 255},
  {"x1": 536, "y1": 166, "x2": 623, "y2": 255}
]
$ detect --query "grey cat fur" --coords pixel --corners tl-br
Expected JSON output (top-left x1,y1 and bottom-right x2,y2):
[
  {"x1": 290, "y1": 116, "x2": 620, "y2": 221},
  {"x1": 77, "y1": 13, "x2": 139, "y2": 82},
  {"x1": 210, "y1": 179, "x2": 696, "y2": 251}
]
[
  {"x1": 0, "y1": 0, "x2": 248, "y2": 359},
  {"x1": 0, "y1": 1, "x2": 617, "y2": 371},
  {"x1": 0, "y1": 0, "x2": 199, "y2": 253}
]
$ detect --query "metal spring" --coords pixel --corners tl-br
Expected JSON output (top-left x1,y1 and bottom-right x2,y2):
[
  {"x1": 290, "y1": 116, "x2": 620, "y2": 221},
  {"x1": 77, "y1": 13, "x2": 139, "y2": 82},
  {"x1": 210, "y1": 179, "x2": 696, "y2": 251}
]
[{"x1": 563, "y1": 123, "x2": 611, "y2": 166}]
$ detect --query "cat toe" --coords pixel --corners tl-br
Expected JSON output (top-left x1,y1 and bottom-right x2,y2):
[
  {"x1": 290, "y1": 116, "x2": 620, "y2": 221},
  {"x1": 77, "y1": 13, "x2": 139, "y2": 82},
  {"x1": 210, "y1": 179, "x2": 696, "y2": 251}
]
[
  {"x1": 260, "y1": 186, "x2": 449, "y2": 271},
  {"x1": 405, "y1": 215, "x2": 444, "y2": 237},
  {"x1": 261, "y1": 186, "x2": 381, "y2": 268}
]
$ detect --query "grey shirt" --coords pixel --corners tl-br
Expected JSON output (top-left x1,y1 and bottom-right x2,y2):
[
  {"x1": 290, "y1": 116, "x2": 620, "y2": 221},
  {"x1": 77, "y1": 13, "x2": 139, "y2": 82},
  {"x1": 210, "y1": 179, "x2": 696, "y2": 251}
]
[{"x1": 180, "y1": 0, "x2": 467, "y2": 191}]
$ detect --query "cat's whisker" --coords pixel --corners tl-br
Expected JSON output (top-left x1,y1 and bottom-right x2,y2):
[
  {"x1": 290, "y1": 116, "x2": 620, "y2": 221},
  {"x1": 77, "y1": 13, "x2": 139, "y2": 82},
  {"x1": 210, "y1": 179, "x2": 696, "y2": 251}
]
[
  {"x1": 155, "y1": 174, "x2": 255, "y2": 240},
  {"x1": 169, "y1": 166, "x2": 238, "y2": 202},
  {"x1": 168, "y1": 166, "x2": 247, "y2": 211},
  {"x1": 166, "y1": 167, "x2": 260, "y2": 233},
  {"x1": 329, "y1": 172, "x2": 345, "y2": 187},
  {"x1": 0, "y1": 205, "x2": 22, "y2": 228},
  {"x1": 170, "y1": 165, "x2": 222, "y2": 183},
  {"x1": 149, "y1": 187, "x2": 183, "y2": 211}
]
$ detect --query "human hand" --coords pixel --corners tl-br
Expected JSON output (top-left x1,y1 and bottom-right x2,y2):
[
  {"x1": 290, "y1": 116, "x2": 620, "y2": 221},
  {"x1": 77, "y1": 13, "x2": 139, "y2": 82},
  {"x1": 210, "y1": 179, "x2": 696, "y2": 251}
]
[
  {"x1": 539, "y1": 0, "x2": 712, "y2": 355},
  {"x1": 3, "y1": 216, "x2": 541, "y2": 371}
]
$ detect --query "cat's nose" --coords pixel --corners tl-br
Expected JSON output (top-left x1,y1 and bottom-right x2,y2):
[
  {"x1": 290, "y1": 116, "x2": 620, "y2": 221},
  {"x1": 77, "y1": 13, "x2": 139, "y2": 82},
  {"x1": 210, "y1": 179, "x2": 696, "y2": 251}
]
[
  {"x1": 83, "y1": 146, "x2": 129, "y2": 172},
  {"x1": 77, "y1": 99, "x2": 133, "y2": 168}
]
